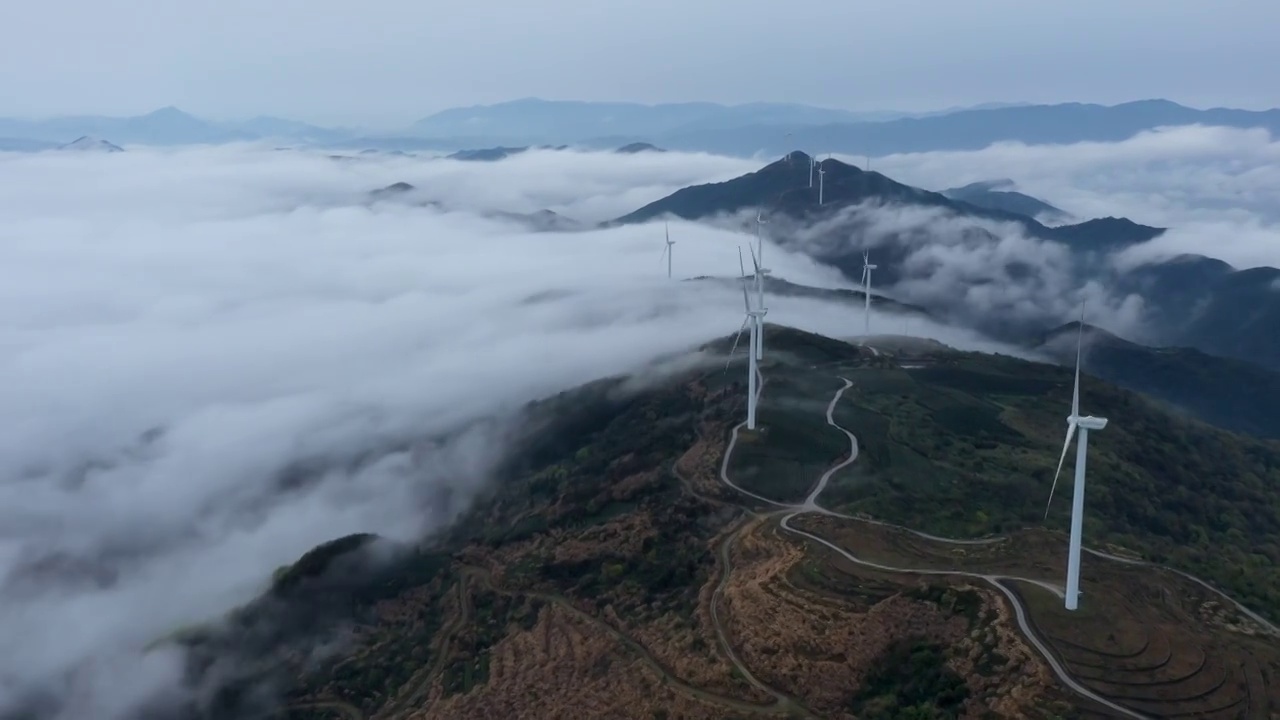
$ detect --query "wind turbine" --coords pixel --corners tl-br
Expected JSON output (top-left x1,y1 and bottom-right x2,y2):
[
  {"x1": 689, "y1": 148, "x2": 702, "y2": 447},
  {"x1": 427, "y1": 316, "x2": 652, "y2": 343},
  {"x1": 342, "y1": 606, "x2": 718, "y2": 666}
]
[
  {"x1": 808, "y1": 154, "x2": 815, "y2": 188},
  {"x1": 752, "y1": 212, "x2": 771, "y2": 360},
  {"x1": 748, "y1": 243, "x2": 769, "y2": 362},
  {"x1": 659, "y1": 222, "x2": 675, "y2": 278},
  {"x1": 818, "y1": 161, "x2": 826, "y2": 206},
  {"x1": 860, "y1": 250, "x2": 877, "y2": 335},
  {"x1": 725, "y1": 247, "x2": 765, "y2": 429},
  {"x1": 1043, "y1": 306, "x2": 1108, "y2": 611}
]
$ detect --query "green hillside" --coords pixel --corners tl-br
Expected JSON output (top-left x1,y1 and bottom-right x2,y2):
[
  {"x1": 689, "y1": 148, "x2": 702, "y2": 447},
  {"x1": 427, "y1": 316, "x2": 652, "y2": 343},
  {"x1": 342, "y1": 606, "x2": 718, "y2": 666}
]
[{"x1": 173, "y1": 325, "x2": 1280, "y2": 719}]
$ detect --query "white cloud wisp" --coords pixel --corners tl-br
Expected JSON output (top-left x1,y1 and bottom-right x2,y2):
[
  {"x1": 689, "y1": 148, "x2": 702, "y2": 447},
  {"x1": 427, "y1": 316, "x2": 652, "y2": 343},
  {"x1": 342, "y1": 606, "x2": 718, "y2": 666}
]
[{"x1": 0, "y1": 144, "x2": 1017, "y2": 719}]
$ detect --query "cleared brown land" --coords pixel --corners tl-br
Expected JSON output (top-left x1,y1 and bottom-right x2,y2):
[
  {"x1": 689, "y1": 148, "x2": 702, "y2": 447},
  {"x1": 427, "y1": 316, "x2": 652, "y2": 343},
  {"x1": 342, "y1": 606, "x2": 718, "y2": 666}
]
[{"x1": 794, "y1": 512, "x2": 1280, "y2": 719}]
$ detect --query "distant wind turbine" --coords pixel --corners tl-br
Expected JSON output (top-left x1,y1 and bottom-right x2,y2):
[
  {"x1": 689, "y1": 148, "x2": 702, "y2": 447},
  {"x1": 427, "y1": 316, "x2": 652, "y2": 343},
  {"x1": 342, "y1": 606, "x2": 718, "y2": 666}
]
[
  {"x1": 860, "y1": 250, "x2": 877, "y2": 335},
  {"x1": 725, "y1": 247, "x2": 766, "y2": 429},
  {"x1": 818, "y1": 161, "x2": 826, "y2": 206},
  {"x1": 808, "y1": 154, "x2": 815, "y2": 188},
  {"x1": 659, "y1": 222, "x2": 676, "y2": 278},
  {"x1": 1043, "y1": 305, "x2": 1109, "y2": 611}
]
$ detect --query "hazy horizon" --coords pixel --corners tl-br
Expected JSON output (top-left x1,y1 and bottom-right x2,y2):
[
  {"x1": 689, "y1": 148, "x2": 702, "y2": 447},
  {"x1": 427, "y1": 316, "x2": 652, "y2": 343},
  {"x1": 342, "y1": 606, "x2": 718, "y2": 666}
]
[
  {"x1": 2, "y1": 0, "x2": 1276, "y2": 127},
  {"x1": 5, "y1": 96, "x2": 1280, "y2": 131}
]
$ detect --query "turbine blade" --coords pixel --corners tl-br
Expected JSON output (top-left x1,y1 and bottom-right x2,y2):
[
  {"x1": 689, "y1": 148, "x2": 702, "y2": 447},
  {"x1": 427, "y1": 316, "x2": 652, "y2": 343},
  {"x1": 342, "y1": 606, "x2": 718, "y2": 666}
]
[
  {"x1": 659, "y1": 243, "x2": 668, "y2": 265},
  {"x1": 748, "y1": 243, "x2": 760, "y2": 275},
  {"x1": 741, "y1": 273, "x2": 751, "y2": 311},
  {"x1": 738, "y1": 245, "x2": 746, "y2": 278},
  {"x1": 665, "y1": 221, "x2": 669, "y2": 243},
  {"x1": 724, "y1": 315, "x2": 751, "y2": 371},
  {"x1": 1044, "y1": 422, "x2": 1078, "y2": 519}
]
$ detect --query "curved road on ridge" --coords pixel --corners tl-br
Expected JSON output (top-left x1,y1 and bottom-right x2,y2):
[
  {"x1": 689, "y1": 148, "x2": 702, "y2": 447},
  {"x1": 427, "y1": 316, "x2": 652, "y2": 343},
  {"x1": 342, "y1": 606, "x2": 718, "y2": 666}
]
[{"x1": 716, "y1": 371, "x2": 1151, "y2": 719}]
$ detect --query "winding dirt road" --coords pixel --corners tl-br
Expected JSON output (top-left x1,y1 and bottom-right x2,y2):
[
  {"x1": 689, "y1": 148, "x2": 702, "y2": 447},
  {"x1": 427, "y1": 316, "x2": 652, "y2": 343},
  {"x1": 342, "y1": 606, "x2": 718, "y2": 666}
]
[{"x1": 716, "y1": 371, "x2": 1151, "y2": 719}]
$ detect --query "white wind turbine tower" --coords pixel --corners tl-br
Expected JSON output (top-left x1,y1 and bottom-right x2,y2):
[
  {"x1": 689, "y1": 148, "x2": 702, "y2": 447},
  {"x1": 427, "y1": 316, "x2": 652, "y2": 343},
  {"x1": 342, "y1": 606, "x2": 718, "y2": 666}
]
[
  {"x1": 818, "y1": 161, "x2": 826, "y2": 206},
  {"x1": 748, "y1": 244, "x2": 769, "y2": 362},
  {"x1": 753, "y1": 212, "x2": 771, "y2": 361},
  {"x1": 726, "y1": 247, "x2": 766, "y2": 430},
  {"x1": 660, "y1": 222, "x2": 676, "y2": 278},
  {"x1": 860, "y1": 250, "x2": 877, "y2": 335},
  {"x1": 1043, "y1": 306, "x2": 1108, "y2": 611},
  {"x1": 808, "y1": 154, "x2": 815, "y2": 188}
]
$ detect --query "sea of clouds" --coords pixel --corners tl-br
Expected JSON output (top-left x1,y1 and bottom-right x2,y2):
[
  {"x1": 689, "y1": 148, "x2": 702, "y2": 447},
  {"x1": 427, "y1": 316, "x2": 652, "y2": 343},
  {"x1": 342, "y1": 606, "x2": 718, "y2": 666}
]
[
  {"x1": 1, "y1": 125, "x2": 1275, "y2": 718},
  {"x1": 868, "y1": 123, "x2": 1280, "y2": 270}
]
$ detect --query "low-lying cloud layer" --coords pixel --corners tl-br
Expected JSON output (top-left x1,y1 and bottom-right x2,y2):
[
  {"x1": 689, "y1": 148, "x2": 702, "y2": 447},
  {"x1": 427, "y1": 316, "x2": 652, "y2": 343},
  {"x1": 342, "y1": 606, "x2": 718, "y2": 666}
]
[
  {"x1": 865, "y1": 124, "x2": 1280, "y2": 270},
  {"x1": 768, "y1": 200, "x2": 1149, "y2": 342},
  {"x1": 0, "y1": 144, "x2": 1006, "y2": 719},
  {"x1": 7, "y1": 126, "x2": 1266, "y2": 716}
]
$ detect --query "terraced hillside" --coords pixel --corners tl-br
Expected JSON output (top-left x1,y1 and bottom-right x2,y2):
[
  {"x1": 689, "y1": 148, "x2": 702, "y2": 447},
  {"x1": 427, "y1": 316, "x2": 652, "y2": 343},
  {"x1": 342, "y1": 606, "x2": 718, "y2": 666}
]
[{"x1": 173, "y1": 326, "x2": 1280, "y2": 720}]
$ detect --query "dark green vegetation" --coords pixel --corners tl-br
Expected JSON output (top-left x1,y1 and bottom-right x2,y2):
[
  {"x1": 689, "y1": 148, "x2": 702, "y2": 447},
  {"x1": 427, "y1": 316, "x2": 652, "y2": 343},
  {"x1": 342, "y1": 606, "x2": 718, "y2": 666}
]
[
  {"x1": 178, "y1": 536, "x2": 456, "y2": 719},
  {"x1": 848, "y1": 637, "x2": 969, "y2": 720},
  {"x1": 726, "y1": 364, "x2": 859, "y2": 503},
  {"x1": 814, "y1": 345, "x2": 1280, "y2": 623},
  {"x1": 440, "y1": 588, "x2": 520, "y2": 696},
  {"x1": 174, "y1": 355, "x2": 747, "y2": 718},
  {"x1": 1037, "y1": 322, "x2": 1280, "y2": 438},
  {"x1": 174, "y1": 325, "x2": 1280, "y2": 719}
]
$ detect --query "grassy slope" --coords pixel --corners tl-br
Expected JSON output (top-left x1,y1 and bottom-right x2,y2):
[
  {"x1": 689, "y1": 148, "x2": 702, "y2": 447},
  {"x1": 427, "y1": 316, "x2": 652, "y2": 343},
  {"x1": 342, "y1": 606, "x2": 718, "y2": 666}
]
[
  {"x1": 180, "y1": 325, "x2": 1280, "y2": 718},
  {"x1": 819, "y1": 349, "x2": 1280, "y2": 621},
  {"x1": 178, "y1": 367, "x2": 744, "y2": 719}
]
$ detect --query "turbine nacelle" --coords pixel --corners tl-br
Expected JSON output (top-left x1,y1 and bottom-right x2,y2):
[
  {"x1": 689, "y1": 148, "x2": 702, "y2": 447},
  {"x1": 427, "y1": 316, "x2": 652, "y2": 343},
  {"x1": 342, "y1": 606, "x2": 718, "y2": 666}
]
[{"x1": 1071, "y1": 415, "x2": 1108, "y2": 431}]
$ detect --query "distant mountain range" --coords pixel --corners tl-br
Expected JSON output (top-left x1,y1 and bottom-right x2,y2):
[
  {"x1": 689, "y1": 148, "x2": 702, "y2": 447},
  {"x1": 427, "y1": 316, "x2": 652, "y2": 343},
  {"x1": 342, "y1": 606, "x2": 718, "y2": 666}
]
[
  {"x1": 653, "y1": 99, "x2": 1280, "y2": 157},
  {"x1": 609, "y1": 151, "x2": 1280, "y2": 379},
  {"x1": 0, "y1": 106, "x2": 353, "y2": 148},
  {"x1": 2, "y1": 99, "x2": 1277, "y2": 157}
]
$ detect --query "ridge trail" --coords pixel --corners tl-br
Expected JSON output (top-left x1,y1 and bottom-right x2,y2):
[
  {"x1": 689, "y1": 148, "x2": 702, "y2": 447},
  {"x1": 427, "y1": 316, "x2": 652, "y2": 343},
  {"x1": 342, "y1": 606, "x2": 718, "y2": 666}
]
[{"x1": 717, "y1": 369, "x2": 1151, "y2": 718}]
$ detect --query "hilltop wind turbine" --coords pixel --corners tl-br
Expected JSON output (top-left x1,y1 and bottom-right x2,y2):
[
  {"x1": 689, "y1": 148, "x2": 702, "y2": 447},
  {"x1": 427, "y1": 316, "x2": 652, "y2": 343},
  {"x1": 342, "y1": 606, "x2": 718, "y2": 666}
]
[
  {"x1": 818, "y1": 161, "x2": 826, "y2": 206},
  {"x1": 748, "y1": 243, "x2": 769, "y2": 361},
  {"x1": 808, "y1": 154, "x2": 815, "y2": 188},
  {"x1": 725, "y1": 247, "x2": 766, "y2": 429},
  {"x1": 660, "y1": 222, "x2": 676, "y2": 278},
  {"x1": 860, "y1": 250, "x2": 877, "y2": 335},
  {"x1": 1043, "y1": 306, "x2": 1109, "y2": 611},
  {"x1": 753, "y1": 212, "x2": 771, "y2": 362}
]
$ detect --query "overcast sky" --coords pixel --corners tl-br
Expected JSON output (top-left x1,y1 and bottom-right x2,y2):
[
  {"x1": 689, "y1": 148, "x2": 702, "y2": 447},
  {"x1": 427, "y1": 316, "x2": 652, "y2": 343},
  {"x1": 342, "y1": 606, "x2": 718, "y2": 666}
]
[{"x1": 2, "y1": 0, "x2": 1276, "y2": 127}]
